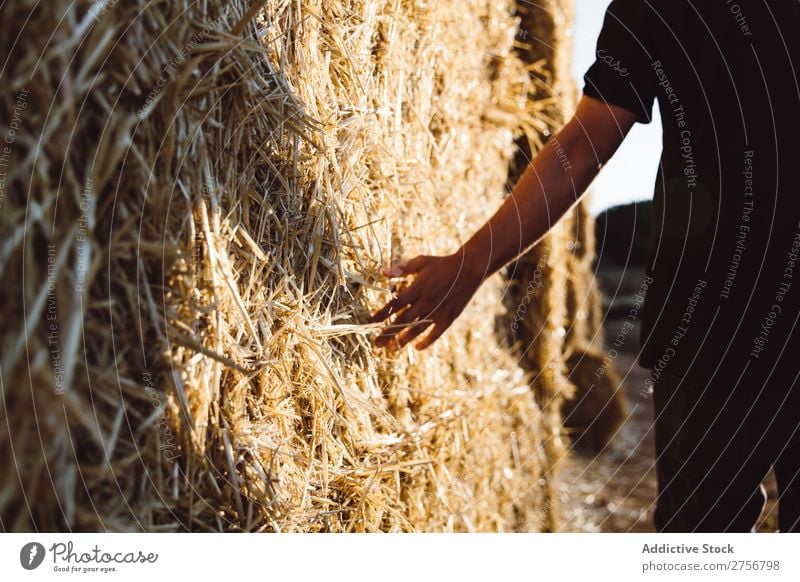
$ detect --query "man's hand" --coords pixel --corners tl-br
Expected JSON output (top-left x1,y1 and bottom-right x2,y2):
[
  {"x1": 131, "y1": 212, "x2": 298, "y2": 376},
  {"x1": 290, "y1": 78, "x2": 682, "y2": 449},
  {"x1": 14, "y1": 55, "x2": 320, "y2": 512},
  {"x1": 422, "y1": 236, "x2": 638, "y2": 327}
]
[
  {"x1": 370, "y1": 252, "x2": 483, "y2": 351},
  {"x1": 370, "y1": 96, "x2": 638, "y2": 351}
]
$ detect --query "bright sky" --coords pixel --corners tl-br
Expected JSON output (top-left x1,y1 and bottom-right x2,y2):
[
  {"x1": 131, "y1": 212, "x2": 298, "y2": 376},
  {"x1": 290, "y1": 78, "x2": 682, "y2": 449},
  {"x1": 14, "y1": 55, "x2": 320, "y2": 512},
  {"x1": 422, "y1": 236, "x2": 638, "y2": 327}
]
[{"x1": 572, "y1": 0, "x2": 662, "y2": 215}]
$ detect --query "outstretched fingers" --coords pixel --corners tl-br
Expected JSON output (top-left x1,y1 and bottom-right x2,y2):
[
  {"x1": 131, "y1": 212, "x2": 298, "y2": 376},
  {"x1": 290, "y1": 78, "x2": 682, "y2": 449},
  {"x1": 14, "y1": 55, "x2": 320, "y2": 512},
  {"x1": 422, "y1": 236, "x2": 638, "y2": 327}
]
[
  {"x1": 414, "y1": 318, "x2": 451, "y2": 350},
  {"x1": 370, "y1": 287, "x2": 415, "y2": 323},
  {"x1": 374, "y1": 302, "x2": 428, "y2": 347},
  {"x1": 396, "y1": 317, "x2": 435, "y2": 348},
  {"x1": 372, "y1": 254, "x2": 451, "y2": 350}
]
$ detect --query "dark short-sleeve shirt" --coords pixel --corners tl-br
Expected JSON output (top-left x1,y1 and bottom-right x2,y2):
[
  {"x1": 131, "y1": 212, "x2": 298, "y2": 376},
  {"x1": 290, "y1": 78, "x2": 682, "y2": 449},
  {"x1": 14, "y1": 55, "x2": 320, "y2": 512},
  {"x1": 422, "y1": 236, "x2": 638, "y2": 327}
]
[{"x1": 583, "y1": 0, "x2": 800, "y2": 385}]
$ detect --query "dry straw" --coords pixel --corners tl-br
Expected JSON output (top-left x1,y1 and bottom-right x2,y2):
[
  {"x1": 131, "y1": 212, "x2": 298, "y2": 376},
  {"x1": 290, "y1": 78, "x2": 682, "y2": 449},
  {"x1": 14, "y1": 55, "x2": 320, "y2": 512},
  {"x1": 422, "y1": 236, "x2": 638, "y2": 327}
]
[{"x1": 0, "y1": 0, "x2": 597, "y2": 532}]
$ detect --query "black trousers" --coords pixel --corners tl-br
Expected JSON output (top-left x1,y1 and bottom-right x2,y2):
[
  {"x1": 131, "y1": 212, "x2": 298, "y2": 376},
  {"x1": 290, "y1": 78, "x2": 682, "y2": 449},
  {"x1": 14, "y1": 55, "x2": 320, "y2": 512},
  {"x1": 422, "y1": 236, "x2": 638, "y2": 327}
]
[{"x1": 652, "y1": 365, "x2": 800, "y2": 532}]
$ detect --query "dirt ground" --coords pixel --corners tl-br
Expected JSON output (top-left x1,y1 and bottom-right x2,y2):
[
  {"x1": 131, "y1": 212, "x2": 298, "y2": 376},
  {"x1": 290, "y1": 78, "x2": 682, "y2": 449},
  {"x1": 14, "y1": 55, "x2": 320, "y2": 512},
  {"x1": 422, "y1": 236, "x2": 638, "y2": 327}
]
[
  {"x1": 558, "y1": 269, "x2": 780, "y2": 532},
  {"x1": 558, "y1": 343, "x2": 659, "y2": 532}
]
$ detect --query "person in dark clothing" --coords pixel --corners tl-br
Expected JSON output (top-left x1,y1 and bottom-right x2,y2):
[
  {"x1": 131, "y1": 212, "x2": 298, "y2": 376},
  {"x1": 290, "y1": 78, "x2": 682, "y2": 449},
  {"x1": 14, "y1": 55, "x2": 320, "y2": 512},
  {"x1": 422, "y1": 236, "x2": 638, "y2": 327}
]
[{"x1": 371, "y1": 0, "x2": 800, "y2": 532}]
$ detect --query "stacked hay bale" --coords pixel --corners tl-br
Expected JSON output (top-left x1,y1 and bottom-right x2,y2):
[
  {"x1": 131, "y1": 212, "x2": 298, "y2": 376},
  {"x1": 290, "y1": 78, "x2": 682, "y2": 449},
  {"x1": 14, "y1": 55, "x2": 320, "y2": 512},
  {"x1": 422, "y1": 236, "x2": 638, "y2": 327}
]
[
  {"x1": 562, "y1": 186, "x2": 626, "y2": 454},
  {"x1": 565, "y1": 199, "x2": 606, "y2": 355},
  {"x1": 0, "y1": 0, "x2": 587, "y2": 531},
  {"x1": 500, "y1": 0, "x2": 578, "y2": 530},
  {"x1": 562, "y1": 348, "x2": 627, "y2": 453},
  {"x1": 499, "y1": 2, "x2": 624, "y2": 520},
  {"x1": 506, "y1": 0, "x2": 624, "y2": 460}
]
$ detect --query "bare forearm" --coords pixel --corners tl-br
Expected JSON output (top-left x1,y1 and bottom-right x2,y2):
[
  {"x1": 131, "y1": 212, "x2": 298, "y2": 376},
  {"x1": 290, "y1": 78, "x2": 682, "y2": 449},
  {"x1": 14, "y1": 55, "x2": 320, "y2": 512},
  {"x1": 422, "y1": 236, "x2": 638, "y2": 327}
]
[
  {"x1": 460, "y1": 128, "x2": 596, "y2": 280},
  {"x1": 459, "y1": 97, "x2": 636, "y2": 281},
  {"x1": 371, "y1": 96, "x2": 637, "y2": 350}
]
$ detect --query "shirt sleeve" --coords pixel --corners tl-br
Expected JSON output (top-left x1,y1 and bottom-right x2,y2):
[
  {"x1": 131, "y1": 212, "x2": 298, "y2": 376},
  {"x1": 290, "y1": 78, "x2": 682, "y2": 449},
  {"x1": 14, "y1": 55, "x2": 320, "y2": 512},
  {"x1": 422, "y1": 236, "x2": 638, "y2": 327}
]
[{"x1": 582, "y1": 0, "x2": 657, "y2": 124}]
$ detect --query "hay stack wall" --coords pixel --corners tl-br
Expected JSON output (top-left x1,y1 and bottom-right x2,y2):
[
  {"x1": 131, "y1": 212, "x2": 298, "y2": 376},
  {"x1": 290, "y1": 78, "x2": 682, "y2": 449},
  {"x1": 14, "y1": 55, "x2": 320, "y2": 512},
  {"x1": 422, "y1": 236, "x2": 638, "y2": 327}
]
[
  {"x1": 1, "y1": 0, "x2": 585, "y2": 531},
  {"x1": 507, "y1": 0, "x2": 621, "y2": 458}
]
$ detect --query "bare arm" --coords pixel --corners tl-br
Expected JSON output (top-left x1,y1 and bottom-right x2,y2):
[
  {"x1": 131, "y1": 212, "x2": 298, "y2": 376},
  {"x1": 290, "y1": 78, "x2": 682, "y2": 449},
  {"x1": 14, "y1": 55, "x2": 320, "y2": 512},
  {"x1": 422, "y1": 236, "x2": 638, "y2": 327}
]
[{"x1": 372, "y1": 95, "x2": 641, "y2": 350}]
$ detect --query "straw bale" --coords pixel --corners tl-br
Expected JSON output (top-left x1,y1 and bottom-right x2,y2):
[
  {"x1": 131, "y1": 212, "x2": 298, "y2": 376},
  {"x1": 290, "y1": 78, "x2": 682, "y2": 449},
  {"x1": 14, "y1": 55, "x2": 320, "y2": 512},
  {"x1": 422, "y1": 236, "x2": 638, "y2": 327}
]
[
  {"x1": 498, "y1": 0, "x2": 585, "y2": 532},
  {"x1": 0, "y1": 0, "x2": 585, "y2": 532},
  {"x1": 562, "y1": 348, "x2": 627, "y2": 453},
  {"x1": 564, "y1": 196, "x2": 606, "y2": 355}
]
